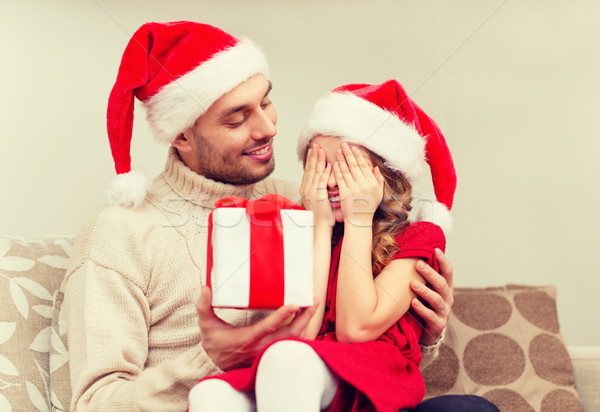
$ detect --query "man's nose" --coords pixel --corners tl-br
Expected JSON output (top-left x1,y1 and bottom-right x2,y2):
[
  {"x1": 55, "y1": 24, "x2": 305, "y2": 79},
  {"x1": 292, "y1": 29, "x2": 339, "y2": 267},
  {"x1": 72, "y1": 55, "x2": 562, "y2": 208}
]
[{"x1": 251, "y1": 109, "x2": 277, "y2": 140}]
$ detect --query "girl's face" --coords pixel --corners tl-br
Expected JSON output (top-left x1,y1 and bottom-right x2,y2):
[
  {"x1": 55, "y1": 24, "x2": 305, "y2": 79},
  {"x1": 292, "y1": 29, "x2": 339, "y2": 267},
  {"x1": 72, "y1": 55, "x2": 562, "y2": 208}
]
[{"x1": 310, "y1": 135, "x2": 374, "y2": 223}]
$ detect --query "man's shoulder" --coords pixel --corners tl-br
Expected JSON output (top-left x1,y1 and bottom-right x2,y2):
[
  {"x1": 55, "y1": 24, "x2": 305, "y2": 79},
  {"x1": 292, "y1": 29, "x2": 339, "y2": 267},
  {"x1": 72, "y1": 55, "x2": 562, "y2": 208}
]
[
  {"x1": 69, "y1": 201, "x2": 165, "y2": 272},
  {"x1": 80, "y1": 201, "x2": 159, "y2": 237},
  {"x1": 255, "y1": 178, "x2": 301, "y2": 204}
]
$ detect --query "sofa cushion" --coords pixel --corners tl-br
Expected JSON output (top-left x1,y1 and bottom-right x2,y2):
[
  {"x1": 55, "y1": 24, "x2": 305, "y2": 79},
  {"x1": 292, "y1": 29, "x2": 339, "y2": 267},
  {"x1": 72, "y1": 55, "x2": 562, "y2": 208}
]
[
  {"x1": 0, "y1": 237, "x2": 72, "y2": 412},
  {"x1": 422, "y1": 285, "x2": 584, "y2": 412}
]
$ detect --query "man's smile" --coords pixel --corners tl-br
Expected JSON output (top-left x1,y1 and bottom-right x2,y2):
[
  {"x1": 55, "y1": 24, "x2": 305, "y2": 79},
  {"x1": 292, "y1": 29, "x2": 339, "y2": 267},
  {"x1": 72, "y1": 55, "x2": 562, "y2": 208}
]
[{"x1": 242, "y1": 142, "x2": 273, "y2": 162}]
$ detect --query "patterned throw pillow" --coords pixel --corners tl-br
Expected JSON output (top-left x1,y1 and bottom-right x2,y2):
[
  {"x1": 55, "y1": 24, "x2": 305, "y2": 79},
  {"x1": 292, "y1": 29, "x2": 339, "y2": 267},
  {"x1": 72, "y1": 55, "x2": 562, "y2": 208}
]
[
  {"x1": 422, "y1": 285, "x2": 584, "y2": 412},
  {"x1": 0, "y1": 237, "x2": 72, "y2": 412}
]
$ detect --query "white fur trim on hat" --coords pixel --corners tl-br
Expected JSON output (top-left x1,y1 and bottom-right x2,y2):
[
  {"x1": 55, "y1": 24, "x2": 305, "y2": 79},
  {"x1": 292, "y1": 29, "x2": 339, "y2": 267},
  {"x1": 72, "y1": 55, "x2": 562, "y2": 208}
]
[
  {"x1": 297, "y1": 92, "x2": 427, "y2": 183},
  {"x1": 408, "y1": 197, "x2": 453, "y2": 235},
  {"x1": 106, "y1": 169, "x2": 150, "y2": 208},
  {"x1": 144, "y1": 38, "x2": 269, "y2": 143}
]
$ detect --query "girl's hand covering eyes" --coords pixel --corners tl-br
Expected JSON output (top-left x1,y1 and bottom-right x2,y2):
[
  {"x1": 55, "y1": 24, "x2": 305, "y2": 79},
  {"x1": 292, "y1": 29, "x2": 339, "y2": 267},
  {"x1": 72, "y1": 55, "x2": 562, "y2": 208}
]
[
  {"x1": 333, "y1": 142, "x2": 384, "y2": 226},
  {"x1": 299, "y1": 143, "x2": 335, "y2": 228}
]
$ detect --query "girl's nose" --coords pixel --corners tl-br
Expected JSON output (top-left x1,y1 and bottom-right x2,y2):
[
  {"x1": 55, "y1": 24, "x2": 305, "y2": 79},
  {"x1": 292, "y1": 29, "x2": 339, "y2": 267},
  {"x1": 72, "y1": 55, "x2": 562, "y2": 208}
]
[{"x1": 327, "y1": 166, "x2": 337, "y2": 189}]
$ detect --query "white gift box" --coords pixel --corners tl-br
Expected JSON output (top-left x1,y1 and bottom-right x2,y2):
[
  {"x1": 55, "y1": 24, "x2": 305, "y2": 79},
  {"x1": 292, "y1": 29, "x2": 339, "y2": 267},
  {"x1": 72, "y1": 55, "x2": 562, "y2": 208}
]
[{"x1": 207, "y1": 196, "x2": 314, "y2": 309}]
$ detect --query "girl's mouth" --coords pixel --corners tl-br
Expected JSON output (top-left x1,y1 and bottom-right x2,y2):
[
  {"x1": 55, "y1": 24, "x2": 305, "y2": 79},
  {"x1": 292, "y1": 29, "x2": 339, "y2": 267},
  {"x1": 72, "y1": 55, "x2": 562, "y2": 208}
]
[{"x1": 329, "y1": 193, "x2": 341, "y2": 208}]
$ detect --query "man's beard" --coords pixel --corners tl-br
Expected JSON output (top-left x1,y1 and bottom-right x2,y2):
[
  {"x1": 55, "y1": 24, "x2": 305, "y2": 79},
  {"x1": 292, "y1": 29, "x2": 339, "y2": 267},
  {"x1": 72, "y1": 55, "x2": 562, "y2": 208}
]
[{"x1": 193, "y1": 133, "x2": 275, "y2": 185}]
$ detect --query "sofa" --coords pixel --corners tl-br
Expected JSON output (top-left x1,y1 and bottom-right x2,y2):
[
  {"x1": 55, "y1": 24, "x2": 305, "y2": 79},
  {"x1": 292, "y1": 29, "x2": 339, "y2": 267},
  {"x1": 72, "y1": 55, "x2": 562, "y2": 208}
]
[{"x1": 0, "y1": 236, "x2": 598, "y2": 412}]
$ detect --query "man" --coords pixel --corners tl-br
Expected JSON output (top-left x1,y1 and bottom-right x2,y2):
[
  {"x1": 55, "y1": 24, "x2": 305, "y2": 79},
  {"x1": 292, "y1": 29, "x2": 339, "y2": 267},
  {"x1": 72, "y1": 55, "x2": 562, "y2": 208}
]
[{"x1": 64, "y1": 21, "x2": 489, "y2": 411}]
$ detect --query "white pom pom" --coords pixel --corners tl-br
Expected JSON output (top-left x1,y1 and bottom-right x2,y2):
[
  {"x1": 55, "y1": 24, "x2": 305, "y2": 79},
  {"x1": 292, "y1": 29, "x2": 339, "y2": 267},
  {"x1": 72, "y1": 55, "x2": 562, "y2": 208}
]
[
  {"x1": 408, "y1": 198, "x2": 453, "y2": 235},
  {"x1": 106, "y1": 170, "x2": 150, "y2": 208}
]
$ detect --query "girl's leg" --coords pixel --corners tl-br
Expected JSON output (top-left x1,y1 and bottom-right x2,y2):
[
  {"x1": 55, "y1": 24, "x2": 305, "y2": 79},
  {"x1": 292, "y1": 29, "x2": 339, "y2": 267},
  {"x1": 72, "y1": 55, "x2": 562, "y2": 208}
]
[
  {"x1": 188, "y1": 378, "x2": 256, "y2": 412},
  {"x1": 255, "y1": 340, "x2": 339, "y2": 412}
]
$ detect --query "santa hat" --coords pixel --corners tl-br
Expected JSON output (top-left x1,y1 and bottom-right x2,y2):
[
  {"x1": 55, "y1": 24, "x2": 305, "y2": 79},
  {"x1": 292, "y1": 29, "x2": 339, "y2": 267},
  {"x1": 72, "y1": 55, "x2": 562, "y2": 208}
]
[
  {"x1": 106, "y1": 21, "x2": 269, "y2": 207},
  {"x1": 297, "y1": 80, "x2": 457, "y2": 233}
]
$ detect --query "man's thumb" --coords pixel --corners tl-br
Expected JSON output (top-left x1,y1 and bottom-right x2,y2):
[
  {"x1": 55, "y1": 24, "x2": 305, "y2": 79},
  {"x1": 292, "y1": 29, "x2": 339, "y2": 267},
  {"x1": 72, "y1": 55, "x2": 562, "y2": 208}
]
[{"x1": 196, "y1": 286, "x2": 214, "y2": 318}]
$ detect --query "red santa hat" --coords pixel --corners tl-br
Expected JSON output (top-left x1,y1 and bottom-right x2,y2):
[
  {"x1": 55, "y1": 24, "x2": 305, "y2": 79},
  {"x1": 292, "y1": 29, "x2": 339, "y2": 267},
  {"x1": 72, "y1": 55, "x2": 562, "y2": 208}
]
[
  {"x1": 297, "y1": 80, "x2": 457, "y2": 233},
  {"x1": 106, "y1": 21, "x2": 269, "y2": 207}
]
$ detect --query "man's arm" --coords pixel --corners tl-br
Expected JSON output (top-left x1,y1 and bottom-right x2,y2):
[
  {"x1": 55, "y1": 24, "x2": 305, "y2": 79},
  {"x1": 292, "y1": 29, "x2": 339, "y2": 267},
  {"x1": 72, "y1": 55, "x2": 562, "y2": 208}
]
[
  {"x1": 413, "y1": 248, "x2": 454, "y2": 367},
  {"x1": 65, "y1": 262, "x2": 222, "y2": 411}
]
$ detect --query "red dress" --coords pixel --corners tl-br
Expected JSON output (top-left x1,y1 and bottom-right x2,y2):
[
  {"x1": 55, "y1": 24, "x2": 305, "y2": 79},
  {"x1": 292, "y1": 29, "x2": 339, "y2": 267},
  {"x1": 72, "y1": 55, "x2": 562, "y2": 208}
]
[{"x1": 205, "y1": 222, "x2": 445, "y2": 412}]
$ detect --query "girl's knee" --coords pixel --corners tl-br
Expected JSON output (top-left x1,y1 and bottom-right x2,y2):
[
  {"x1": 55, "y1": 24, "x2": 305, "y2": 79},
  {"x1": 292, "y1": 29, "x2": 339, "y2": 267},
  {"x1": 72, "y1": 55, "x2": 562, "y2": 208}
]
[
  {"x1": 256, "y1": 341, "x2": 338, "y2": 411},
  {"x1": 190, "y1": 379, "x2": 232, "y2": 398},
  {"x1": 260, "y1": 340, "x2": 320, "y2": 370},
  {"x1": 189, "y1": 379, "x2": 254, "y2": 412}
]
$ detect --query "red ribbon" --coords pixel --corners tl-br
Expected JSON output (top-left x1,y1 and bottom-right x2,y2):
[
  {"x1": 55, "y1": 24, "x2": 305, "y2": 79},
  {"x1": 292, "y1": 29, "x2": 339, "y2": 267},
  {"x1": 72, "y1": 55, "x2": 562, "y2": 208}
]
[{"x1": 207, "y1": 194, "x2": 303, "y2": 308}]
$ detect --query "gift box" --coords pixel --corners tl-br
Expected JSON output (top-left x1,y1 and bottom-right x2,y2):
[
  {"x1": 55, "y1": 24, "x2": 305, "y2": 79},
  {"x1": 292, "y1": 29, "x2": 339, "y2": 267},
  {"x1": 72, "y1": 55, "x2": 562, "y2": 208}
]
[{"x1": 207, "y1": 194, "x2": 314, "y2": 309}]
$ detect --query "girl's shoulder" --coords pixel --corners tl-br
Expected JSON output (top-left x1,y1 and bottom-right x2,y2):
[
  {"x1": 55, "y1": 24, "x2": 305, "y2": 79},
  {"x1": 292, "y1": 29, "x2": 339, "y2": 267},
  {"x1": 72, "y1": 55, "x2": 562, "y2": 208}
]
[{"x1": 394, "y1": 221, "x2": 446, "y2": 253}]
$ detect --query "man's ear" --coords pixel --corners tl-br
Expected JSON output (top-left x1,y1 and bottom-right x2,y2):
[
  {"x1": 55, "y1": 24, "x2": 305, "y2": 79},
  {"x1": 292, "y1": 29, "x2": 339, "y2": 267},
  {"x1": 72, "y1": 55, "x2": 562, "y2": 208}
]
[{"x1": 172, "y1": 130, "x2": 194, "y2": 153}]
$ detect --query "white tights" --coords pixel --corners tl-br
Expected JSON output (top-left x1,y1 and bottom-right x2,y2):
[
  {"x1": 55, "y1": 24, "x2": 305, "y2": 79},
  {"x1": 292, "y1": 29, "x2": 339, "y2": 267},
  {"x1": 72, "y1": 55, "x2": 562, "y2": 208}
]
[{"x1": 189, "y1": 340, "x2": 339, "y2": 412}]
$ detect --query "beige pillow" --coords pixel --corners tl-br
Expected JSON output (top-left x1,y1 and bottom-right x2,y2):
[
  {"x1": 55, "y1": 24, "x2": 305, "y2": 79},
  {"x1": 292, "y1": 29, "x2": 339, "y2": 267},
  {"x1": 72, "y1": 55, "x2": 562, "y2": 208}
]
[
  {"x1": 0, "y1": 237, "x2": 71, "y2": 412},
  {"x1": 422, "y1": 285, "x2": 584, "y2": 412}
]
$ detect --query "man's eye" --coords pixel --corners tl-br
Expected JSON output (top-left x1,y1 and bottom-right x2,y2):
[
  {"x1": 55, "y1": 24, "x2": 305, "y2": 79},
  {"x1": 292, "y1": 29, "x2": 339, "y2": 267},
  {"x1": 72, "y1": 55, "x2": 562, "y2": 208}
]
[
  {"x1": 225, "y1": 115, "x2": 246, "y2": 127},
  {"x1": 261, "y1": 100, "x2": 272, "y2": 109}
]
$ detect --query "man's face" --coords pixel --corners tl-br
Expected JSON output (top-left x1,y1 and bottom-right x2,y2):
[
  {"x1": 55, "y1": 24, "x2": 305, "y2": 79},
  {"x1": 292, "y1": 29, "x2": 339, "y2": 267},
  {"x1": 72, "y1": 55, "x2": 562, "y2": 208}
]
[{"x1": 181, "y1": 74, "x2": 277, "y2": 184}]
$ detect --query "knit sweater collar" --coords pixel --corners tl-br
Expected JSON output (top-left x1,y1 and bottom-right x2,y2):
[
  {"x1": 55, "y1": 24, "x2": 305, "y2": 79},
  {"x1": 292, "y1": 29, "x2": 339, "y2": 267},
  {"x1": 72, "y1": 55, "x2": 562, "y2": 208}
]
[{"x1": 160, "y1": 147, "x2": 255, "y2": 207}]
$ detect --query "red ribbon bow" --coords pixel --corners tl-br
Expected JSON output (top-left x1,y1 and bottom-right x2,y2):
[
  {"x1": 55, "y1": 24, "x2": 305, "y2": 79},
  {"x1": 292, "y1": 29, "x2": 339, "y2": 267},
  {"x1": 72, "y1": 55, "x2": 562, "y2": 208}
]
[{"x1": 215, "y1": 194, "x2": 303, "y2": 225}]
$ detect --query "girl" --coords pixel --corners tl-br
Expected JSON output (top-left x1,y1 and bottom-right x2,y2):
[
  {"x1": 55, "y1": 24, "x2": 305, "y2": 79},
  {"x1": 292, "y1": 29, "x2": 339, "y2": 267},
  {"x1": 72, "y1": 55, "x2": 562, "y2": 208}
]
[{"x1": 189, "y1": 79, "x2": 456, "y2": 412}]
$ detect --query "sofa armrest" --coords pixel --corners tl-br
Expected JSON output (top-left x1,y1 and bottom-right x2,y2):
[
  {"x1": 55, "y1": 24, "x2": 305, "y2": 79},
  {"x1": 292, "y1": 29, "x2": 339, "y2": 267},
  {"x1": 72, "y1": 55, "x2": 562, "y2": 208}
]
[{"x1": 568, "y1": 345, "x2": 600, "y2": 412}]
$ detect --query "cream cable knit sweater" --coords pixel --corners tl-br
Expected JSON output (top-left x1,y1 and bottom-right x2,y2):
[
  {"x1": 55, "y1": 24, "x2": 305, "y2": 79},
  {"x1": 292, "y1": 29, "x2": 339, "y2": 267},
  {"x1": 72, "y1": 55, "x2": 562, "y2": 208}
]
[
  {"x1": 64, "y1": 147, "x2": 442, "y2": 411},
  {"x1": 65, "y1": 148, "x2": 301, "y2": 411}
]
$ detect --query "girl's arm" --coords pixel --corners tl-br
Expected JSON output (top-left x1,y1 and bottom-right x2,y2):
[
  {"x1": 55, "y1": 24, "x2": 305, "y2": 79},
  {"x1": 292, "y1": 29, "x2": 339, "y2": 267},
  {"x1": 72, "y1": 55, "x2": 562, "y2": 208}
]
[
  {"x1": 333, "y1": 143, "x2": 425, "y2": 343},
  {"x1": 337, "y1": 227, "x2": 424, "y2": 343},
  {"x1": 303, "y1": 223, "x2": 332, "y2": 339},
  {"x1": 299, "y1": 144, "x2": 334, "y2": 339}
]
